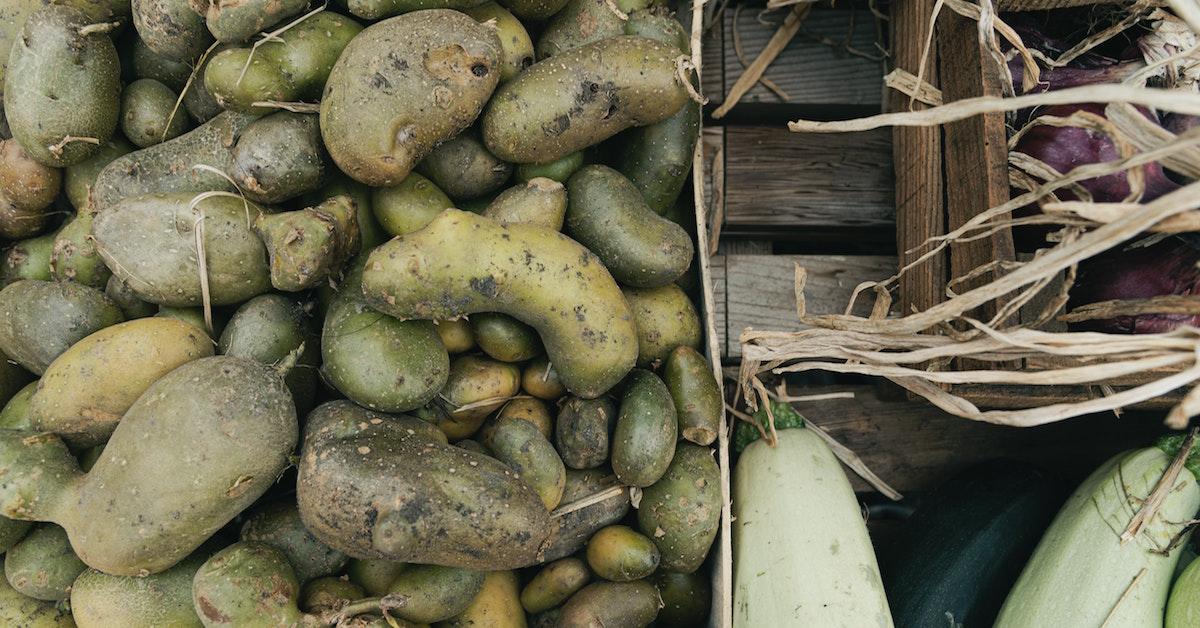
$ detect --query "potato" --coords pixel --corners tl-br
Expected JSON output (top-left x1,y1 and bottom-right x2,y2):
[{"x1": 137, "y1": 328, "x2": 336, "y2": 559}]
[
  {"x1": 435, "y1": 318, "x2": 475, "y2": 353},
  {"x1": 183, "y1": 45, "x2": 227, "y2": 123},
  {"x1": 92, "y1": 193, "x2": 272, "y2": 307},
  {"x1": 71, "y1": 552, "x2": 206, "y2": 628},
  {"x1": 497, "y1": 0, "x2": 570, "y2": 20},
  {"x1": 521, "y1": 557, "x2": 590, "y2": 614},
  {"x1": 431, "y1": 355, "x2": 520, "y2": 439},
  {"x1": 120, "y1": 78, "x2": 189, "y2": 148},
  {"x1": 464, "y1": 2, "x2": 533, "y2": 81},
  {"x1": 585, "y1": 524, "x2": 659, "y2": 582},
  {"x1": 51, "y1": 211, "x2": 111, "y2": 288},
  {"x1": 472, "y1": 312, "x2": 543, "y2": 362},
  {"x1": 484, "y1": 36, "x2": 687, "y2": 164},
  {"x1": 104, "y1": 274, "x2": 157, "y2": 318},
  {"x1": 417, "y1": 128, "x2": 513, "y2": 201},
  {"x1": 230, "y1": 112, "x2": 327, "y2": 204},
  {"x1": 386, "y1": 565, "x2": 485, "y2": 623},
  {"x1": 348, "y1": 559, "x2": 407, "y2": 596},
  {"x1": 611, "y1": 369, "x2": 677, "y2": 487},
  {"x1": 301, "y1": 577, "x2": 364, "y2": 613},
  {"x1": 0, "y1": 233, "x2": 56, "y2": 286},
  {"x1": 0, "y1": 0, "x2": 40, "y2": 101},
  {"x1": 535, "y1": 0, "x2": 651, "y2": 59},
  {"x1": 240, "y1": 500, "x2": 348, "y2": 584},
  {"x1": 62, "y1": 136, "x2": 133, "y2": 211},
  {"x1": 0, "y1": 356, "x2": 297, "y2": 575},
  {"x1": 204, "y1": 12, "x2": 362, "y2": 114},
  {"x1": 371, "y1": 172, "x2": 454, "y2": 237},
  {"x1": 495, "y1": 397, "x2": 553, "y2": 439},
  {"x1": 0, "y1": 576, "x2": 74, "y2": 627},
  {"x1": 0, "y1": 521, "x2": 30, "y2": 561},
  {"x1": 663, "y1": 345, "x2": 721, "y2": 446},
  {"x1": 320, "y1": 9, "x2": 502, "y2": 186},
  {"x1": 30, "y1": 317, "x2": 213, "y2": 448},
  {"x1": 0, "y1": 381, "x2": 37, "y2": 430},
  {"x1": 4, "y1": 5, "x2": 121, "y2": 167},
  {"x1": 559, "y1": 580, "x2": 660, "y2": 628},
  {"x1": 198, "y1": 0, "x2": 307, "y2": 43},
  {"x1": 616, "y1": 96, "x2": 699, "y2": 215},
  {"x1": 653, "y1": 570, "x2": 711, "y2": 627},
  {"x1": 0, "y1": 280, "x2": 124, "y2": 374},
  {"x1": 192, "y1": 542, "x2": 308, "y2": 627},
  {"x1": 483, "y1": 416, "x2": 566, "y2": 509},
  {"x1": 623, "y1": 284, "x2": 701, "y2": 366},
  {"x1": 155, "y1": 305, "x2": 227, "y2": 336},
  {"x1": 555, "y1": 395, "x2": 616, "y2": 469},
  {"x1": 543, "y1": 467, "x2": 630, "y2": 562},
  {"x1": 362, "y1": 209, "x2": 637, "y2": 399},
  {"x1": 130, "y1": 37, "x2": 190, "y2": 90},
  {"x1": 624, "y1": 7, "x2": 688, "y2": 50},
  {"x1": 522, "y1": 356, "x2": 566, "y2": 400},
  {"x1": 566, "y1": 165, "x2": 693, "y2": 287},
  {"x1": 516, "y1": 151, "x2": 584, "y2": 183},
  {"x1": 442, "y1": 570, "x2": 525, "y2": 627},
  {"x1": 296, "y1": 401, "x2": 552, "y2": 570},
  {"x1": 131, "y1": 0, "x2": 212, "y2": 62},
  {"x1": 483, "y1": 177, "x2": 566, "y2": 230},
  {"x1": 637, "y1": 443, "x2": 719, "y2": 573},
  {"x1": 4, "y1": 524, "x2": 87, "y2": 601},
  {"x1": 0, "y1": 140, "x2": 60, "y2": 240},
  {"x1": 343, "y1": 0, "x2": 489, "y2": 21},
  {"x1": 219, "y1": 293, "x2": 319, "y2": 414},
  {"x1": 302, "y1": 172, "x2": 388, "y2": 253},
  {"x1": 256, "y1": 196, "x2": 360, "y2": 292},
  {"x1": 530, "y1": 608, "x2": 561, "y2": 628}
]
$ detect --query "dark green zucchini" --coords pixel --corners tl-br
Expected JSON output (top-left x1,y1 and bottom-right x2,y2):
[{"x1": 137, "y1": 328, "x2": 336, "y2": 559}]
[{"x1": 880, "y1": 460, "x2": 1065, "y2": 628}]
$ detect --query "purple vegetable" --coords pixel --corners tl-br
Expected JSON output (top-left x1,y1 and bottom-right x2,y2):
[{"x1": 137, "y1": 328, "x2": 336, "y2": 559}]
[{"x1": 1068, "y1": 237, "x2": 1200, "y2": 333}]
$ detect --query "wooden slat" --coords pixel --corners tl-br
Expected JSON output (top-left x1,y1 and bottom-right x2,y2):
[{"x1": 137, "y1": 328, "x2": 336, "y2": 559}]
[
  {"x1": 795, "y1": 384, "x2": 1171, "y2": 493},
  {"x1": 716, "y1": 254, "x2": 896, "y2": 357},
  {"x1": 712, "y1": 6, "x2": 884, "y2": 111},
  {"x1": 722, "y1": 126, "x2": 894, "y2": 235}
]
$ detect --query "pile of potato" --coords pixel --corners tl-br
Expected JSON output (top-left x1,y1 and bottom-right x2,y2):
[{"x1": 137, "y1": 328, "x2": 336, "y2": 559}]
[{"x1": 0, "y1": 0, "x2": 717, "y2": 625}]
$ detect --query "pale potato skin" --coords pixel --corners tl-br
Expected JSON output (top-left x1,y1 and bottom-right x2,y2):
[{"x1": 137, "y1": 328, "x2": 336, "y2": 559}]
[
  {"x1": 30, "y1": 317, "x2": 214, "y2": 448},
  {"x1": 4, "y1": 523, "x2": 87, "y2": 601},
  {"x1": 320, "y1": 9, "x2": 502, "y2": 186},
  {"x1": 119, "y1": 78, "x2": 189, "y2": 148},
  {"x1": 0, "y1": 576, "x2": 75, "y2": 627},
  {"x1": 362, "y1": 209, "x2": 637, "y2": 399},
  {"x1": 432, "y1": 355, "x2": 521, "y2": 439},
  {"x1": 71, "y1": 552, "x2": 206, "y2": 628}
]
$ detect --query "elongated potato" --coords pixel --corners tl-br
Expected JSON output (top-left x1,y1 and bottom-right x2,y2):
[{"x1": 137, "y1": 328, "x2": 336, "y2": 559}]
[
  {"x1": 1, "y1": 233, "x2": 56, "y2": 286},
  {"x1": 663, "y1": 345, "x2": 721, "y2": 445},
  {"x1": 320, "y1": 10, "x2": 502, "y2": 186},
  {"x1": 484, "y1": 417, "x2": 567, "y2": 510},
  {"x1": 372, "y1": 172, "x2": 454, "y2": 237},
  {"x1": 30, "y1": 317, "x2": 213, "y2": 448},
  {"x1": 535, "y1": 0, "x2": 652, "y2": 59},
  {"x1": 484, "y1": 36, "x2": 687, "y2": 164},
  {"x1": 637, "y1": 443, "x2": 720, "y2": 573},
  {"x1": 385, "y1": 565, "x2": 486, "y2": 623},
  {"x1": 559, "y1": 581, "x2": 660, "y2": 628},
  {"x1": 611, "y1": 369, "x2": 677, "y2": 487},
  {"x1": 362, "y1": 209, "x2": 636, "y2": 398},
  {"x1": 93, "y1": 193, "x2": 271, "y2": 307},
  {"x1": 0, "y1": 280, "x2": 124, "y2": 374},
  {"x1": 240, "y1": 501, "x2": 347, "y2": 584},
  {"x1": 4, "y1": 5, "x2": 121, "y2": 167}
]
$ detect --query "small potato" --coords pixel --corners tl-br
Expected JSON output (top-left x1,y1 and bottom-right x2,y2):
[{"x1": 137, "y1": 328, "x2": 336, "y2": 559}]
[
  {"x1": 0, "y1": 576, "x2": 74, "y2": 627},
  {"x1": 555, "y1": 395, "x2": 616, "y2": 470},
  {"x1": 256, "y1": 196, "x2": 360, "y2": 292},
  {"x1": 496, "y1": 397, "x2": 553, "y2": 440},
  {"x1": 585, "y1": 524, "x2": 659, "y2": 582},
  {"x1": 521, "y1": 557, "x2": 590, "y2": 614},
  {"x1": 435, "y1": 355, "x2": 521, "y2": 439},
  {"x1": 343, "y1": 0, "x2": 489, "y2": 21},
  {"x1": 611, "y1": 369, "x2": 677, "y2": 487},
  {"x1": 198, "y1": 0, "x2": 307, "y2": 43},
  {"x1": 50, "y1": 212, "x2": 110, "y2": 288},
  {"x1": 536, "y1": 0, "x2": 652, "y2": 59},
  {"x1": 482, "y1": 416, "x2": 566, "y2": 509},
  {"x1": 129, "y1": 37, "x2": 191, "y2": 90},
  {"x1": 516, "y1": 151, "x2": 584, "y2": 183},
  {"x1": 4, "y1": 524, "x2": 86, "y2": 601},
  {"x1": 371, "y1": 172, "x2": 454, "y2": 237},
  {"x1": 0, "y1": 381, "x2": 37, "y2": 431},
  {"x1": 483, "y1": 177, "x2": 566, "y2": 230},
  {"x1": 0, "y1": 140, "x2": 60, "y2": 240},
  {"x1": 417, "y1": 128, "x2": 513, "y2": 201},
  {"x1": 471, "y1": 312, "x2": 543, "y2": 362},
  {"x1": 623, "y1": 284, "x2": 702, "y2": 366},
  {"x1": 230, "y1": 112, "x2": 328, "y2": 204},
  {"x1": 104, "y1": 274, "x2": 157, "y2": 319},
  {"x1": 120, "y1": 78, "x2": 189, "y2": 148},
  {"x1": 434, "y1": 318, "x2": 475, "y2": 353},
  {"x1": 320, "y1": 10, "x2": 502, "y2": 186},
  {"x1": 301, "y1": 171, "x2": 388, "y2": 253},
  {"x1": 441, "y1": 570, "x2": 525, "y2": 627},
  {"x1": 663, "y1": 345, "x2": 721, "y2": 446},
  {"x1": 70, "y1": 552, "x2": 207, "y2": 628},
  {"x1": 240, "y1": 500, "x2": 348, "y2": 584},
  {"x1": 192, "y1": 542, "x2": 307, "y2": 626},
  {"x1": 219, "y1": 293, "x2": 320, "y2": 414},
  {"x1": 347, "y1": 559, "x2": 407, "y2": 597},
  {"x1": 559, "y1": 580, "x2": 660, "y2": 628},
  {"x1": 301, "y1": 577, "x2": 364, "y2": 613},
  {"x1": 62, "y1": 136, "x2": 133, "y2": 212},
  {"x1": 522, "y1": 356, "x2": 566, "y2": 400}
]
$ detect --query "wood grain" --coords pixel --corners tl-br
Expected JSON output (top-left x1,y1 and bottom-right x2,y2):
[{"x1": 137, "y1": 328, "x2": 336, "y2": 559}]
[
  {"x1": 722, "y1": 126, "x2": 895, "y2": 234},
  {"x1": 715, "y1": 254, "x2": 896, "y2": 357}
]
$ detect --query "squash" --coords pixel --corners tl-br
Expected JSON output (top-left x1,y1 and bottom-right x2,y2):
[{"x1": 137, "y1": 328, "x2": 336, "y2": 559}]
[
  {"x1": 880, "y1": 460, "x2": 1064, "y2": 627},
  {"x1": 995, "y1": 438, "x2": 1200, "y2": 627},
  {"x1": 731, "y1": 401, "x2": 893, "y2": 628},
  {"x1": 1168, "y1": 554, "x2": 1200, "y2": 628}
]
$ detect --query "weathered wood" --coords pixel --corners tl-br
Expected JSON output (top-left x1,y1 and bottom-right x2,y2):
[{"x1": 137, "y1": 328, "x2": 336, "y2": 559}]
[
  {"x1": 791, "y1": 384, "x2": 1171, "y2": 493},
  {"x1": 889, "y1": 0, "x2": 945, "y2": 317},
  {"x1": 712, "y1": 6, "x2": 884, "y2": 111},
  {"x1": 716, "y1": 254, "x2": 896, "y2": 357},
  {"x1": 722, "y1": 126, "x2": 894, "y2": 235}
]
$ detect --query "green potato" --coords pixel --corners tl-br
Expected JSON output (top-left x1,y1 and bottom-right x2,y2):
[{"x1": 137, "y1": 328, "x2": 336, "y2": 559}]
[
  {"x1": 0, "y1": 0, "x2": 40, "y2": 101},
  {"x1": 62, "y1": 136, "x2": 133, "y2": 212},
  {"x1": 192, "y1": 542, "x2": 308, "y2": 627},
  {"x1": 343, "y1": 0, "x2": 489, "y2": 21},
  {"x1": 615, "y1": 98, "x2": 699, "y2": 215},
  {"x1": 4, "y1": 524, "x2": 87, "y2": 601},
  {"x1": 0, "y1": 356, "x2": 297, "y2": 576},
  {"x1": 585, "y1": 524, "x2": 659, "y2": 582},
  {"x1": 0, "y1": 576, "x2": 74, "y2": 627},
  {"x1": 496, "y1": 0, "x2": 570, "y2": 20},
  {"x1": 198, "y1": 0, "x2": 307, "y2": 43},
  {"x1": 484, "y1": 36, "x2": 688, "y2": 164},
  {"x1": 129, "y1": 37, "x2": 190, "y2": 90},
  {"x1": 120, "y1": 78, "x2": 189, "y2": 148},
  {"x1": 611, "y1": 369, "x2": 677, "y2": 487},
  {"x1": 530, "y1": 608, "x2": 561, "y2": 628},
  {"x1": 637, "y1": 443, "x2": 720, "y2": 573},
  {"x1": 320, "y1": 9, "x2": 502, "y2": 186},
  {"x1": 0, "y1": 140, "x2": 60, "y2": 240},
  {"x1": 0, "y1": 232, "x2": 56, "y2": 286},
  {"x1": 296, "y1": 401, "x2": 552, "y2": 570},
  {"x1": 0, "y1": 380, "x2": 38, "y2": 430},
  {"x1": 663, "y1": 345, "x2": 721, "y2": 446},
  {"x1": 362, "y1": 209, "x2": 637, "y2": 399},
  {"x1": 301, "y1": 171, "x2": 388, "y2": 253},
  {"x1": 219, "y1": 293, "x2": 320, "y2": 414},
  {"x1": 4, "y1": 5, "x2": 121, "y2": 166},
  {"x1": 347, "y1": 559, "x2": 407, "y2": 596},
  {"x1": 131, "y1": 0, "x2": 212, "y2": 62},
  {"x1": 203, "y1": 12, "x2": 362, "y2": 114},
  {"x1": 104, "y1": 274, "x2": 157, "y2": 319},
  {"x1": 0, "y1": 517, "x2": 31, "y2": 560},
  {"x1": 623, "y1": 284, "x2": 701, "y2": 366},
  {"x1": 240, "y1": 500, "x2": 348, "y2": 584},
  {"x1": 50, "y1": 211, "x2": 111, "y2": 288},
  {"x1": 483, "y1": 416, "x2": 566, "y2": 510},
  {"x1": 440, "y1": 570, "x2": 525, "y2": 627},
  {"x1": 624, "y1": 7, "x2": 689, "y2": 50},
  {"x1": 434, "y1": 318, "x2": 475, "y2": 353},
  {"x1": 555, "y1": 395, "x2": 616, "y2": 470},
  {"x1": 494, "y1": 397, "x2": 553, "y2": 440},
  {"x1": 416, "y1": 129, "x2": 513, "y2": 202},
  {"x1": 92, "y1": 193, "x2": 272, "y2": 307},
  {"x1": 471, "y1": 312, "x2": 543, "y2": 362},
  {"x1": 559, "y1": 580, "x2": 660, "y2": 628},
  {"x1": 371, "y1": 172, "x2": 454, "y2": 237},
  {"x1": 483, "y1": 177, "x2": 566, "y2": 230},
  {"x1": 521, "y1": 557, "x2": 590, "y2": 614},
  {"x1": 230, "y1": 112, "x2": 328, "y2": 204},
  {"x1": 535, "y1": 0, "x2": 653, "y2": 59},
  {"x1": 565, "y1": 165, "x2": 693, "y2": 288},
  {"x1": 386, "y1": 564, "x2": 486, "y2": 623},
  {"x1": 71, "y1": 552, "x2": 206, "y2": 628},
  {"x1": 256, "y1": 196, "x2": 360, "y2": 292},
  {"x1": 153, "y1": 305, "x2": 228, "y2": 336},
  {"x1": 653, "y1": 570, "x2": 711, "y2": 627},
  {"x1": 522, "y1": 356, "x2": 566, "y2": 400},
  {"x1": 301, "y1": 577, "x2": 364, "y2": 613},
  {"x1": 515, "y1": 151, "x2": 584, "y2": 183},
  {"x1": 464, "y1": 2, "x2": 533, "y2": 81},
  {"x1": 30, "y1": 317, "x2": 214, "y2": 448},
  {"x1": 183, "y1": 44, "x2": 227, "y2": 123},
  {"x1": 0, "y1": 280, "x2": 124, "y2": 374},
  {"x1": 431, "y1": 355, "x2": 521, "y2": 439},
  {"x1": 543, "y1": 467, "x2": 630, "y2": 562}
]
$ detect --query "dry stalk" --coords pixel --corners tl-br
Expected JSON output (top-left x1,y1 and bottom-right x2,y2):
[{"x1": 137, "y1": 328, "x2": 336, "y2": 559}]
[
  {"x1": 712, "y1": 4, "x2": 810, "y2": 118},
  {"x1": 1121, "y1": 428, "x2": 1198, "y2": 543},
  {"x1": 732, "y1": 3, "x2": 790, "y2": 99},
  {"x1": 884, "y1": 68, "x2": 944, "y2": 106}
]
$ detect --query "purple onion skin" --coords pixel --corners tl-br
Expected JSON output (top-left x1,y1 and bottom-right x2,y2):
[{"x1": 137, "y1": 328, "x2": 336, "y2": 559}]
[
  {"x1": 1068, "y1": 237, "x2": 1200, "y2": 333},
  {"x1": 1163, "y1": 112, "x2": 1200, "y2": 136},
  {"x1": 1015, "y1": 103, "x2": 1180, "y2": 203}
]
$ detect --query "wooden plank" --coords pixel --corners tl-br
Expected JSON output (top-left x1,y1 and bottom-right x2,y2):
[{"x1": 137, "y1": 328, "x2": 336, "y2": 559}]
[
  {"x1": 681, "y1": 0, "x2": 724, "y2": 104},
  {"x1": 713, "y1": 6, "x2": 884, "y2": 111},
  {"x1": 722, "y1": 126, "x2": 894, "y2": 234},
  {"x1": 717, "y1": 254, "x2": 896, "y2": 357},
  {"x1": 889, "y1": 0, "x2": 945, "y2": 316},
  {"x1": 793, "y1": 384, "x2": 1171, "y2": 493},
  {"x1": 710, "y1": 255, "x2": 729, "y2": 357}
]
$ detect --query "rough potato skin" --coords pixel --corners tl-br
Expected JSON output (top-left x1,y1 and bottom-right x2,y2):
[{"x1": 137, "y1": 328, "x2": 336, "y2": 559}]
[
  {"x1": 623, "y1": 284, "x2": 701, "y2": 366},
  {"x1": 239, "y1": 501, "x2": 348, "y2": 584},
  {"x1": 218, "y1": 293, "x2": 320, "y2": 414},
  {"x1": 429, "y1": 354, "x2": 521, "y2": 439},
  {"x1": 471, "y1": 312, "x2": 543, "y2": 362},
  {"x1": 654, "y1": 570, "x2": 711, "y2": 627},
  {"x1": 0, "y1": 0, "x2": 40, "y2": 100},
  {"x1": 542, "y1": 467, "x2": 630, "y2": 562},
  {"x1": 663, "y1": 345, "x2": 721, "y2": 446},
  {"x1": 611, "y1": 369, "x2": 677, "y2": 487},
  {"x1": 192, "y1": 542, "x2": 307, "y2": 627},
  {"x1": 555, "y1": 395, "x2": 615, "y2": 469},
  {"x1": 371, "y1": 172, "x2": 454, "y2": 237},
  {"x1": 496, "y1": 0, "x2": 570, "y2": 20},
  {"x1": 0, "y1": 139, "x2": 60, "y2": 240},
  {"x1": 130, "y1": 37, "x2": 191, "y2": 90},
  {"x1": 120, "y1": 78, "x2": 189, "y2": 148},
  {"x1": 297, "y1": 401, "x2": 553, "y2": 570},
  {"x1": 385, "y1": 565, "x2": 486, "y2": 623},
  {"x1": 0, "y1": 280, "x2": 124, "y2": 374},
  {"x1": 200, "y1": 0, "x2": 307, "y2": 43},
  {"x1": 484, "y1": 36, "x2": 687, "y2": 164},
  {"x1": 484, "y1": 417, "x2": 567, "y2": 510},
  {"x1": 1, "y1": 232, "x2": 56, "y2": 286},
  {"x1": 535, "y1": 0, "x2": 651, "y2": 59},
  {"x1": 71, "y1": 552, "x2": 206, "y2": 628},
  {"x1": 0, "y1": 575, "x2": 75, "y2": 627},
  {"x1": 30, "y1": 317, "x2": 213, "y2": 448},
  {"x1": 93, "y1": 193, "x2": 272, "y2": 307},
  {"x1": 616, "y1": 98, "x2": 699, "y2": 214},
  {"x1": 320, "y1": 9, "x2": 502, "y2": 186},
  {"x1": 4, "y1": 523, "x2": 87, "y2": 601},
  {"x1": 483, "y1": 177, "x2": 566, "y2": 230},
  {"x1": 255, "y1": 196, "x2": 360, "y2": 291},
  {"x1": 362, "y1": 209, "x2": 637, "y2": 399},
  {"x1": 559, "y1": 580, "x2": 660, "y2": 628},
  {"x1": 636, "y1": 443, "x2": 720, "y2": 573},
  {"x1": 4, "y1": 5, "x2": 121, "y2": 167},
  {"x1": 230, "y1": 112, "x2": 327, "y2": 204},
  {"x1": 132, "y1": 0, "x2": 212, "y2": 61},
  {"x1": 566, "y1": 165, "x2": 693, "y2": 288},
  {"x1": 416, "y1": 128, "x2": 513, "y2": 201},
  {"x1": 343, "y1": 0, "x2": 488, "y2": 21},
  {"x1": 62, "y1": 136, "x2": 132, "y2": 212},
  {"x1": 51, "y1": 211, "x2": 112, "y2": 288}
]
